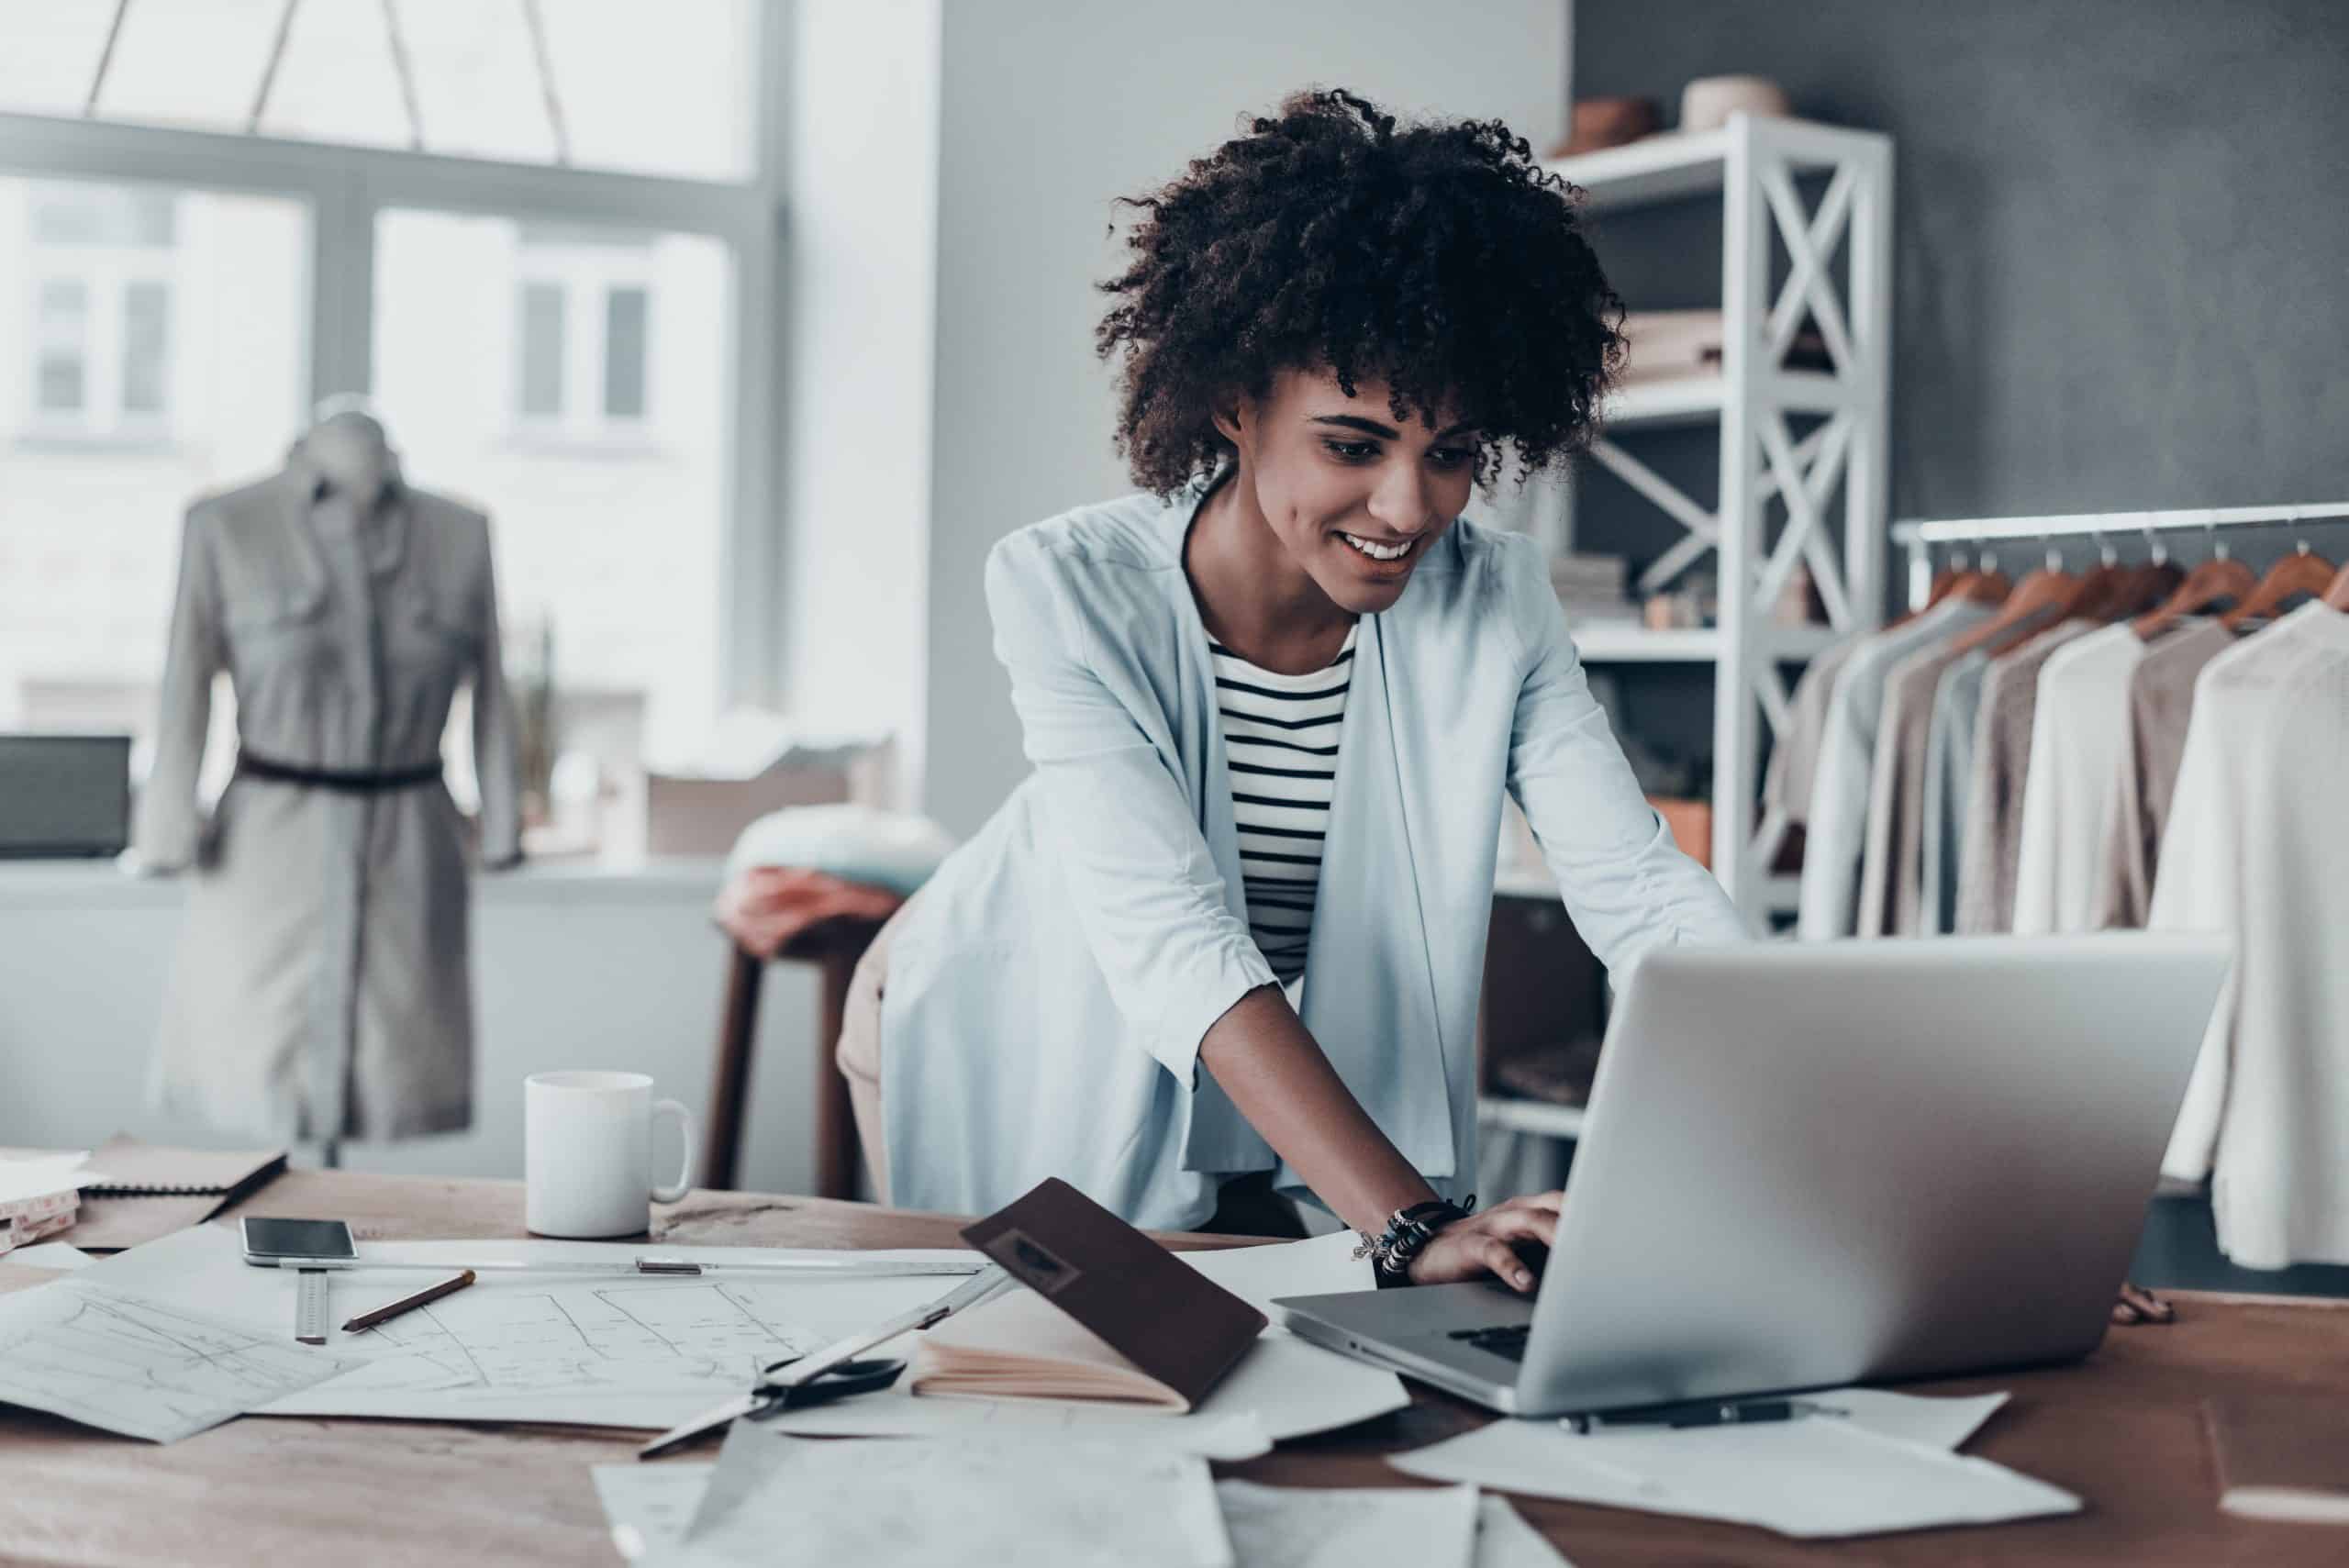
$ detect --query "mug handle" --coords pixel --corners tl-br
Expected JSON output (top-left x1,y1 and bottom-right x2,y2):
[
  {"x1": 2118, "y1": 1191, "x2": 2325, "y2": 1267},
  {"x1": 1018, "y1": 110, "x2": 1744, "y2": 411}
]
[{"x1": 651, "y1": 1098, "x2": 696, "y2": 1204}]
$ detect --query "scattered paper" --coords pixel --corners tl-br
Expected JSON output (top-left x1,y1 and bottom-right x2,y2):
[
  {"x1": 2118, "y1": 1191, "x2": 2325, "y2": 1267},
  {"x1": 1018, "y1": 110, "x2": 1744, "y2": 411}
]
[
  {"x1": 4, "y1": 1242, "x2": 95, "y2": 1272},
  {"x1": 670, "y1": 1422, "x2": 1234, "y2": 1566},
  {"x1": 591, "y1": 1461, "x2": 712, "y2": 1561},
  {"x1": 1216, "y1": 1479, "x2": 1477, "y2": 1568},
  {"x1": 1390, "y1": 1397, "x2": 2078, "y2": 1540},
  {"x1": 1473, "y1": 1495, "x2": 1576, "y2": 1567},
  {"x1": 0, "y1": 1279, "x2": 359, "y2": 1442},
  {"x1": 264, "y1": 1276, "x2": 823, "y2": 1428},
  {"x1": 757, "y1": 1385, "x2": 1275, "y2": 1458},
  {"x1": 1181, "y1": 1229, "x2": 1372, "y2": 1320},
  {"x1": 1803, "y1": 1387, "x2": 2009, "y2": 1451},
  {"x1": 598, "y1": 1462, "x2": 1579, "y2": 1568},
  {"x1": 0, "y1": 1153, "x2": 102, "y2": 1205}
]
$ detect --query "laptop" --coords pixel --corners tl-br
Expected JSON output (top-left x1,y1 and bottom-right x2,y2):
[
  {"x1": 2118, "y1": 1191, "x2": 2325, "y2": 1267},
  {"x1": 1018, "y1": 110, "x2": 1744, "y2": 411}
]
[{"x1": 1276, "y1": 932, "x2": 2232, "y2": 1418}]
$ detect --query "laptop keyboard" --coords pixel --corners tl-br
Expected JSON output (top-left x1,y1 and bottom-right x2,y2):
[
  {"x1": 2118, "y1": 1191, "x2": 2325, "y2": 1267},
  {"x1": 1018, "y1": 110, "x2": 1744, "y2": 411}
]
[{"x1": 1449, "y1": 1324, "x2": 1530, "y2": 1362}]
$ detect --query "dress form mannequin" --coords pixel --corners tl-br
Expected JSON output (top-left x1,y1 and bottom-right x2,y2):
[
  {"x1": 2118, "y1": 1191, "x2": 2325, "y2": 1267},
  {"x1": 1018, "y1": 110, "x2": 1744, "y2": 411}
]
[
  {"x1": 135, "y1": 396, "x2": 522, "y2": 1157},
  {"x1": 301, "y1": 404, "x2": 397, "y2": 506}
]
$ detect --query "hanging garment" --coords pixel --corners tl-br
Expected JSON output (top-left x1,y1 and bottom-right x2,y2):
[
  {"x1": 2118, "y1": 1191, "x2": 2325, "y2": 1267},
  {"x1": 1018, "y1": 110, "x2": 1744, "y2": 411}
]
[
  {"x1": 1952, "y1": 618, "x2": 2099, "y2": 934},
  {"x1": 2089, "y1": 618, "x2": 2232, "y2": 930},
  {"x1": 1797, "y1": 597, "x2": 1991, "y2": 940},
  {"x1": 2012, "y1": 624, "x2": 2149, "y2": 934},
  {"x1": 1858, "y1": 604, "x2": 2064, "y2": 937},
  {"x1": 134, "y1": 449, "x2": 518, "y2": 1141},
  {"x1": 1918, "y1": 647, "x2": 1992, "y2": 936},
  {"x1": 2154, "y1": 603, "x2": 2349, "y2": 1267},
  {"x1": 1760, "y1": 635, "x2": 1862, "y2": 839}
]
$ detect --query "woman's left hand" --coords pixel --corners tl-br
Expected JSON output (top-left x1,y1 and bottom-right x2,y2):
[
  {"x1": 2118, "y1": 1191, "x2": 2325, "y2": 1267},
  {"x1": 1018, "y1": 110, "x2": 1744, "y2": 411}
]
[{"x1": 1405, "y1": 1192, "x2": 1564, "y2": 1293}]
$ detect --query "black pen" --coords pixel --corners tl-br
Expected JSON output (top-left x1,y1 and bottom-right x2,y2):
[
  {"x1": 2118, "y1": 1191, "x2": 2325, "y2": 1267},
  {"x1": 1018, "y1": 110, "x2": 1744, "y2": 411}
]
[{"x1": 1567, "y1": 1397, "x2": 1844, "y2": 1434}]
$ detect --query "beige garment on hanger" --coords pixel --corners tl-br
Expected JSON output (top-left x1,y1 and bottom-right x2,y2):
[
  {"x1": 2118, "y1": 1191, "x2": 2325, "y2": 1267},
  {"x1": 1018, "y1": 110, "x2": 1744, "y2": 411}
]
[
  {"x1": 2089, "y1": 619, "x2": 2232, "y2": 930},
  {"x1": 1952, "y1": 618, "x2": 2099, "y2": 935}
]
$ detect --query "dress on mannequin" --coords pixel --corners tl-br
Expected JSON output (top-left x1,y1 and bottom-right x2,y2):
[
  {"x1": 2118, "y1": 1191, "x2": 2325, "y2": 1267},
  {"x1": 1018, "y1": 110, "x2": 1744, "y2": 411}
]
[{"x1": 134, "y1": 406, "x2": 520, "y2": 1143}]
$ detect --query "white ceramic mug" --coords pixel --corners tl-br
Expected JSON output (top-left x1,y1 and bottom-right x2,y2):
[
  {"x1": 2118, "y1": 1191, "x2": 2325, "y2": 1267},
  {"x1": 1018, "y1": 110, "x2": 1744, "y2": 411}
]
[{"x1": 525, "y1": 1071, "x2": 696, "y2": 1239}]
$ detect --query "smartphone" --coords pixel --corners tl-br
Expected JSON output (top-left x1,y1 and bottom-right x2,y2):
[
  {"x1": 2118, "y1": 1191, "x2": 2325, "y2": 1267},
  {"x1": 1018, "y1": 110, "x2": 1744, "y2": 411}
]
[{"x1": 240, "y1": 1217, "x2": 360, "y2": 1269}]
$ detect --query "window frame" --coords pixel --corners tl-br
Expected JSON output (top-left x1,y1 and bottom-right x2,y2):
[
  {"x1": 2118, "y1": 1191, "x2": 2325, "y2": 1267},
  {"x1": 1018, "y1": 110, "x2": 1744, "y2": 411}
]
[{"x1": 0, "y1": 6, "x2": 790, "y2": 709}]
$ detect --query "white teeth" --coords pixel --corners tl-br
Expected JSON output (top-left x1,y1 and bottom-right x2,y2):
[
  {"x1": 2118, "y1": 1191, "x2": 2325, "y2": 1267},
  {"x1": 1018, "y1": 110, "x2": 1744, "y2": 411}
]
[{"x1": 1341, "y1": 533, "x2": 1410, "y2": 562}]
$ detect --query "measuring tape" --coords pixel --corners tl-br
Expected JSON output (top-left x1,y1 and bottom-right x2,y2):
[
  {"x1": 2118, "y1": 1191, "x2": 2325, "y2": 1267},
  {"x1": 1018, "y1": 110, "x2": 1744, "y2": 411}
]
[{"x1": 295, "y1": 1269, "x2": 330, "y2": 1345}]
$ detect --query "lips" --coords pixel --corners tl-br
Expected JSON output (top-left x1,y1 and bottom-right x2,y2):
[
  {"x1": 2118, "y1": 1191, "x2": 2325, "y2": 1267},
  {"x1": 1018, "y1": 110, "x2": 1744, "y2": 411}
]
[{"x1": 1339, "y1": 531, "x2": 1419, "y2": 567}]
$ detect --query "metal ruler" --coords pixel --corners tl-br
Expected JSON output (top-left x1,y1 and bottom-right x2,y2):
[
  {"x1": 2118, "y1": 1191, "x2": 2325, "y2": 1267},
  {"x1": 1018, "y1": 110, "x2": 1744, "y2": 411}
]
[{"x1": 295, "y1": 1269, "x2": 329, "y2": 1344}]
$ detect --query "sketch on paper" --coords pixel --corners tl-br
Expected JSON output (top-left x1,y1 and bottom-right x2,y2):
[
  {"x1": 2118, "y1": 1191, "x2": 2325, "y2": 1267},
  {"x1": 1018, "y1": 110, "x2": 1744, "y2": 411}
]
[
  {"x1": 0, "y1": 1282, "x2": 359, "y2": 1443},
  {"x1": 301, "y1": 1280, "x2": 819, "y2": 1400}
]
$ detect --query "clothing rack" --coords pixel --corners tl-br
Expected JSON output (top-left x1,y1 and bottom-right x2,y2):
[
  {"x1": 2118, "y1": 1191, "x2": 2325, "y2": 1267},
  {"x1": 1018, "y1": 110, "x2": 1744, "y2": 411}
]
[{"x1": 1889, "y1": 502, "x2": 2349, "y2": 610}]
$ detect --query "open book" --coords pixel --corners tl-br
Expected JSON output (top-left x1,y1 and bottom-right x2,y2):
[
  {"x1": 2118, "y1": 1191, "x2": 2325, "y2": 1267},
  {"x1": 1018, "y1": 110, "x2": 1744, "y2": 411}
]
[
  {"x1": 911, "y1": 1284, "x2": 1197, "y2": 1408},
  {"x1": 910, "y1": 1178, "x2": 1267, "y2": 1411}
]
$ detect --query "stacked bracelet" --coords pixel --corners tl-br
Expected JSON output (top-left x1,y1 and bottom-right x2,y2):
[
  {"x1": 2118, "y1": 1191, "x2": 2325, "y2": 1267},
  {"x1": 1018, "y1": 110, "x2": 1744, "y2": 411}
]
[{"x1": 1354, "y1": 1195, "x2": 1476, "y2": 1285}]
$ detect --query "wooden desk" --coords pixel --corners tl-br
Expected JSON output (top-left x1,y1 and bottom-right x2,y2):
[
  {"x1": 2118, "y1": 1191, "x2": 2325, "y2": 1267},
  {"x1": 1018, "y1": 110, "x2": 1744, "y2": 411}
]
[{"x1": 0, "y1": 1170, "x2": 2340, "y2": 1566}]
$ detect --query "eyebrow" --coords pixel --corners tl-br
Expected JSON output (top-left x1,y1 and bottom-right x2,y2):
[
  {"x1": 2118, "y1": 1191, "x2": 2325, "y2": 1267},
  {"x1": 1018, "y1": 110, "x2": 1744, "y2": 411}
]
[{"x1": 1308, "y1": 415, "x2": 1479, "y2": 440}]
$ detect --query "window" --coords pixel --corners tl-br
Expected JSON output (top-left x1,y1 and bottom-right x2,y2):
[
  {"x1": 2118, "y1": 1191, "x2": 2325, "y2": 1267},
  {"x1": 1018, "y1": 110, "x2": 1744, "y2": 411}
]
[
  {"x1": 0, "y1": 1, "x2": 758, "y2": 182},
  {"x1": 0, "y1": 8, "x2": 781, "y2": 854},
  {"x1": 507, "y1": 228, "x2": 658, "y2": 436},
  {"x1": 375, "y1": 209, "x2": 730, "y2": 764},
  {"x1": 19, "y1": 183, "x2": 180, "y2": 438},
  {"x1": 0, "y1": 178, "x2": 308, "y2": 773}
]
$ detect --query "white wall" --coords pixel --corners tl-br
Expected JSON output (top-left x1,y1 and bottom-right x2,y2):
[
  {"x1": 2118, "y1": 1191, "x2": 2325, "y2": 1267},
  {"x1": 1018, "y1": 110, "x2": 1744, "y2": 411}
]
[
  {"x1": 919, "y1": 0, "x2": 1570, "y2": 835},
  {"x1": 0, "y1": 865, "x2": 826, "y2": 1196},
  {"x1": 774, "y1": 0, "x2": 942, "y2": 803}
]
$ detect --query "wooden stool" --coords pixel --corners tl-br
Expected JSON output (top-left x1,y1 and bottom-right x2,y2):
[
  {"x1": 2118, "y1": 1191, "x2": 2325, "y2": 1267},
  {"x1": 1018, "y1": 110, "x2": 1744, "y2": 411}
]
[{"x1": 703, "y1": 913, "x2": 890, "y2": 1196}]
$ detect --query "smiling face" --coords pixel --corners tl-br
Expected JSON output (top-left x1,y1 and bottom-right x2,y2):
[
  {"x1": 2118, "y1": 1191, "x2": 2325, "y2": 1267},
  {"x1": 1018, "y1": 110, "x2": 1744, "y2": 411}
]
[{"x1": 1213, "y1": 367, "x2": 1481, "y2": 615}]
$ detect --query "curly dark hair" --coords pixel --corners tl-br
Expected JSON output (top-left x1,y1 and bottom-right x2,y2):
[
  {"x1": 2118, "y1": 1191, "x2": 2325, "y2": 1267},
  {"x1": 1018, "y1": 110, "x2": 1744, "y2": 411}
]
[{"x1": 1096, "y1": 87, "x2": 1624, "y2": 495}]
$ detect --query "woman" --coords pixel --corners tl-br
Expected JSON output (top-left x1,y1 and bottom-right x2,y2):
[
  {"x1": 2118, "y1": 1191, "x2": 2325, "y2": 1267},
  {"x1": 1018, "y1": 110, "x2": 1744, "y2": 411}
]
[{"x1": 838, "y1": 89, "x2": 1750, "y2": 1291}]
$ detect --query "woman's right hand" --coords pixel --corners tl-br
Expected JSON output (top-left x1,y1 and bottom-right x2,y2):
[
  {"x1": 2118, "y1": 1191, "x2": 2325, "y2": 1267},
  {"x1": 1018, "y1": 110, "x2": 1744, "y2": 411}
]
[{"x1": 1405, "y1": 1192, "x2": 1563, "y2": 1293}]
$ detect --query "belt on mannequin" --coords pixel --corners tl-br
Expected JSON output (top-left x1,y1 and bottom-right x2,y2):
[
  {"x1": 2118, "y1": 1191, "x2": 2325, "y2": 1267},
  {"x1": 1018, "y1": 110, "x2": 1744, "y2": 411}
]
[{"x1": 232, "y1": 748, "x2": 443, "y2": 794}]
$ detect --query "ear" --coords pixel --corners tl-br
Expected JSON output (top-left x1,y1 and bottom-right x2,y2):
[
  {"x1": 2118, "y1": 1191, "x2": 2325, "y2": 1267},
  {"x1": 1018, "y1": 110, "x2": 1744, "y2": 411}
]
[{"x1": 1208, "y1": 393, "x2": 1246, "y2": 448}]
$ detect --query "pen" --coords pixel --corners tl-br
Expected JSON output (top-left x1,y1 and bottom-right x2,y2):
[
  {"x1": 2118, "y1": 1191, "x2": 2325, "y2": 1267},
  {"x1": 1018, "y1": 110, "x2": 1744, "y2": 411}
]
[
  {"x1": 342, "y1": 1269, "x2": 477, "y2": 1332},
  {"x1": 1567, "y1": 1397, "x2": 1846, "y2": 1434}
]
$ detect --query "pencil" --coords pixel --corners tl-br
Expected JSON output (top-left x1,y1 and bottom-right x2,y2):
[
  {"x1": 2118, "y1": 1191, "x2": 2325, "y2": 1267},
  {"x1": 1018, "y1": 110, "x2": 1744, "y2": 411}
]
[{"x1": 341, "y1": 1269, "x2": 476, "y2": 1332}]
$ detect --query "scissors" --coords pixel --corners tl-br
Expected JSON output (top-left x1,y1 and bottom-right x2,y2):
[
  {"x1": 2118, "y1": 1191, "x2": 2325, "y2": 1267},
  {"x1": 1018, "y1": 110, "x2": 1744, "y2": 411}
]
[{"x1": 639, "y1": 1264, "x2": 1009, "y2": 1459}]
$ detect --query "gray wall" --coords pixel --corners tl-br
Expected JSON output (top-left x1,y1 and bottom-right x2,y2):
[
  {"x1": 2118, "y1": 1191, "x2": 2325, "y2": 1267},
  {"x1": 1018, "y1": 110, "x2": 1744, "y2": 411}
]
[
  {"x1": 918, "y1": 1, "x2": 1569, "y2": 838},
  {"x1": 1576, "y1": 0, "x2": 2349, "y2": 522}
]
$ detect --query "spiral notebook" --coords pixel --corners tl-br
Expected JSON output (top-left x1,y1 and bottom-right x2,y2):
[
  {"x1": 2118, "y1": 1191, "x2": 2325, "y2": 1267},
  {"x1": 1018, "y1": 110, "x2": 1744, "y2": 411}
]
[
  {"x1": 65, "y1": 1137, "x2": 287, "y2": 1251},
  {"x1": 83, "y1": 1136, "x2": 286, "y2": 1199}
]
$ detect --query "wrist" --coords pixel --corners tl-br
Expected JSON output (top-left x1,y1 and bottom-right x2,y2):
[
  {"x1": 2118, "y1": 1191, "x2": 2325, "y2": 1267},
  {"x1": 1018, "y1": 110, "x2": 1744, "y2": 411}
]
[{"x1": 1356, "y1": 1195, "x2": 1476, "y2": 1286}]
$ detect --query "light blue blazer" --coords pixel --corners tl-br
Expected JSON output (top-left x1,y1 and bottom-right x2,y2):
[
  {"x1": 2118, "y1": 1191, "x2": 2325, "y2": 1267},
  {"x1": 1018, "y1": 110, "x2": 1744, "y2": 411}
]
[{"x1": 881, "y1": 484, "x2": 1751, "y2": 1229}]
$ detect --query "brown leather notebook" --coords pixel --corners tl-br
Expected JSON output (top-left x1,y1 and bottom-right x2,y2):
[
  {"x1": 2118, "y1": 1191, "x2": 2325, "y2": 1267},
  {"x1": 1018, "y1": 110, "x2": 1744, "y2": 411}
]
[
  {"x1": 2205, "y1": 1396, "x2": 2349, "y2": 1524},
  {"x1": 914, "y1": 1178, "x2": 1266, "y2": 1411}
]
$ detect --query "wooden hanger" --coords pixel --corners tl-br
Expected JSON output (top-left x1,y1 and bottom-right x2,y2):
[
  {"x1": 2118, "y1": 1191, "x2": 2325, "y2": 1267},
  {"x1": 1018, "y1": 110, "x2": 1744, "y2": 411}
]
[
  {"x1": 2221, "y1": 542, "x2": 2340, "y2": 629},
  {"x1": 2327, "y1": 557, "x2": 2349, "y2": 612},
  {"x1": 2132, "y1": 538, "x2": 2257, "y2": 641},
  {"x1": 1942, "y1": 545, "x2": 2077, "y2": 659}
]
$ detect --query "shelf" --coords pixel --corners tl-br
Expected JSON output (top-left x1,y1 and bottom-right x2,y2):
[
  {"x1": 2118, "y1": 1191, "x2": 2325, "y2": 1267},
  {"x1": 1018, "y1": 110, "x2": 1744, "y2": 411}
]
[
  {"x1": 1568, "y1": 623, "x2": 1842, "y2": 663},
  {"x1": 1599, "y1": 371, "x2": 1852, "y2": 431},
  {"x1": 1544, "y1": 126, "x2": 1738, "y2": 212},
  {"x1": 1544, "y1": 115, "x2": 1887, "y2": 215},
  {"x1": 1478, "y1": 1095, "x2": 1586, "y2": 1140}
]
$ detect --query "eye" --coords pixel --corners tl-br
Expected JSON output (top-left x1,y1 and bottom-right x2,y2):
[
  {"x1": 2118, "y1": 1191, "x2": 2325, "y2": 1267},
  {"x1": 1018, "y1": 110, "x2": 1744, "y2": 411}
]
[
  {"x1": 1321, "y1": 439, "x2": 1378, "y2": 463},
  {"x1": 1428, "y1": 446, "x2": 1474, "y2": 470}
]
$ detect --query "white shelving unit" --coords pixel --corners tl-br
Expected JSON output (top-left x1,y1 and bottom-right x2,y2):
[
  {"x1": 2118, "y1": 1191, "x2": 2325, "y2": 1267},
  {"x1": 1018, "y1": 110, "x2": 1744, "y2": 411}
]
[
  {"x1": 1549, "y1": 113, "x2": 1896, "y2": 925},
  {"x1": 1476, "y1": 115, "x2": 1894, "y2": 1147}
]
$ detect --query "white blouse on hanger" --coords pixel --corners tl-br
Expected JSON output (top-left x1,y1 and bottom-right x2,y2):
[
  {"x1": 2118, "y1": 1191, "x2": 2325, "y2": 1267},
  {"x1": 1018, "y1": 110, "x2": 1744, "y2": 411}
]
[{"x1": 2154, "y1": 602, "x2": 2349, "y2": 1268}]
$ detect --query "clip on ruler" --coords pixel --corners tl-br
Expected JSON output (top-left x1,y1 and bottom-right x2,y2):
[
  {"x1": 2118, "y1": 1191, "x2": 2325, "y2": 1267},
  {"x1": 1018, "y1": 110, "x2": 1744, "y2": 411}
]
[{"x1": 295, "y1": 1268, "x2": 330, "y2": 1345}]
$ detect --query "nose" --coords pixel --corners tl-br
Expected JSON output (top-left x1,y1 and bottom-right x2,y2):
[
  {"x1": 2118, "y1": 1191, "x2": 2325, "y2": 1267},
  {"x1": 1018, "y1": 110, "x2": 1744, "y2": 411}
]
[{"x1": 1365, "y1": 462, "x2": 1435, "y2": 537}]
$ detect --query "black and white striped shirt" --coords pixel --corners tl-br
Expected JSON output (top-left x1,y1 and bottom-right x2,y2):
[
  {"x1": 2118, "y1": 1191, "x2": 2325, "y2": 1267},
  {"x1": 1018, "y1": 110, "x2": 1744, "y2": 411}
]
[{"x1": 1213, "y1": 622, "x2": 1357, "y2": 989}]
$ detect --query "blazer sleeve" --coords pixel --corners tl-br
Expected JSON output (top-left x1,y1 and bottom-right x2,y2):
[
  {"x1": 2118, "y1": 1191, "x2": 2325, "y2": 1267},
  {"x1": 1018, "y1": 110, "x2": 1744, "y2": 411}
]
[
  {"x1": 1497, "y1": 534, "x2": 1752, "y2": 971},
  {"x1": 131, "y1": 506, "x2": 225, "y2": 873},
  {"x1": 469, "y1": 520, "x2": 522, "y2": 868},
  {"x1": 985, "y1": 533, "x2": 1275, "y2": 1084}
]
